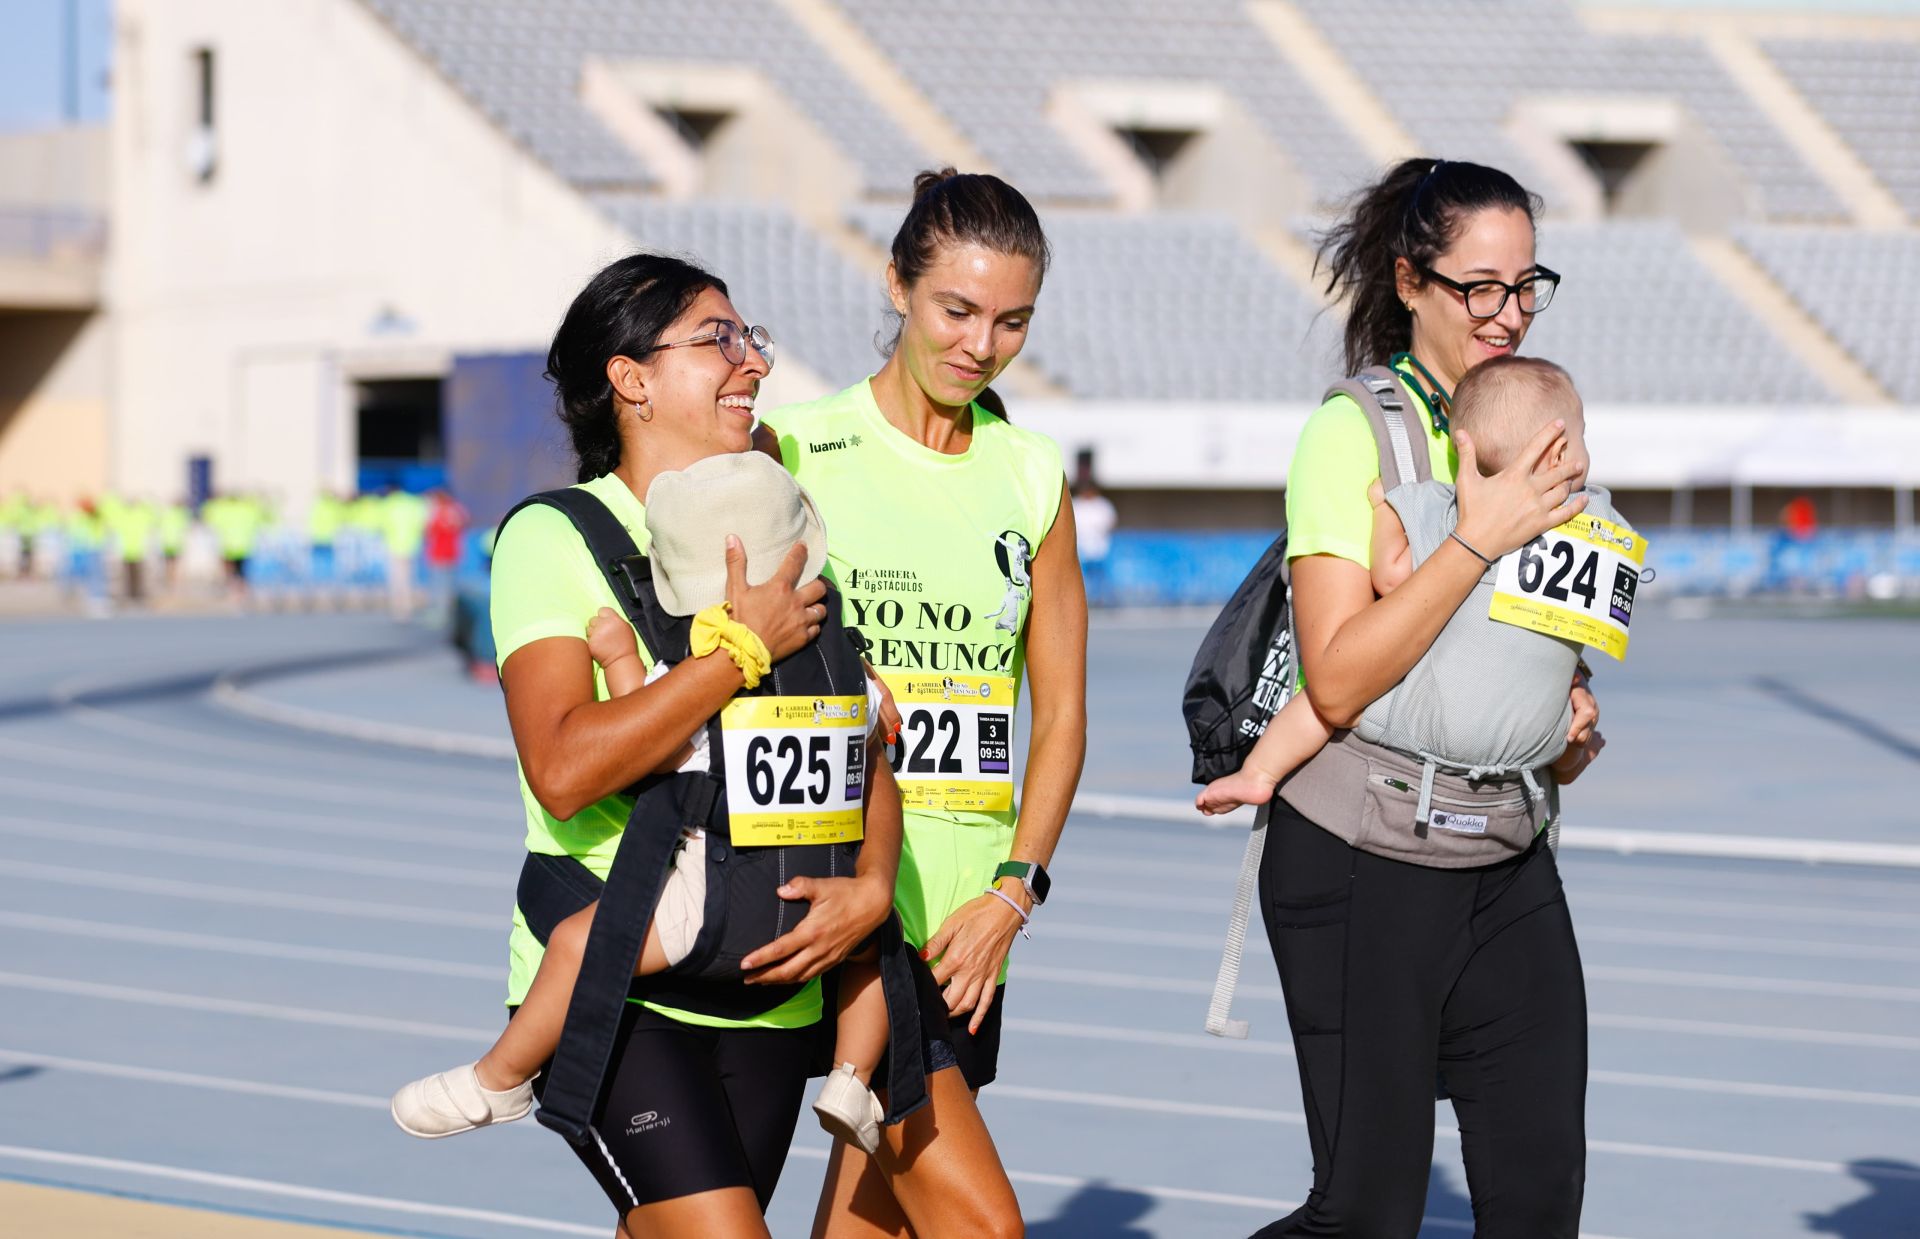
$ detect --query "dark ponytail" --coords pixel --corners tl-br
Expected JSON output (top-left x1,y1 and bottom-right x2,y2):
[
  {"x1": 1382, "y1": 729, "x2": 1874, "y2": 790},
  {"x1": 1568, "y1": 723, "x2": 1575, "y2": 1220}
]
[
  {"x1": 885, "y1": 168, "x2": 1050, "y2": 420},
  {"x1": 1316, "y1": 158, "x2": 1540, "y2": 375},
  {"x1": 545, "y1": 254, "x2": 727, "y2": 482}
]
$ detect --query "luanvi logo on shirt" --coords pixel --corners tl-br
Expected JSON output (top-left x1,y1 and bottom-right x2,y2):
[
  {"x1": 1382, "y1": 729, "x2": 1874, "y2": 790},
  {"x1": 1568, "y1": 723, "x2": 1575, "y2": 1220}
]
[
  {"x1": 625, "y1": 1110, "x2": 672, "y2": 1136},
  {"x1": 809, "y1": 437, "x2": 851, "y2": 454}
]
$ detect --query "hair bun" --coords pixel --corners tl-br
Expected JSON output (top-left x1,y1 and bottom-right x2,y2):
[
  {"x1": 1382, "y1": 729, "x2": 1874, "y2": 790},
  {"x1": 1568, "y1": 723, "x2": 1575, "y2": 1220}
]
[{"x1": 911, "y1": 167, "x2": 961, "y2": 202}]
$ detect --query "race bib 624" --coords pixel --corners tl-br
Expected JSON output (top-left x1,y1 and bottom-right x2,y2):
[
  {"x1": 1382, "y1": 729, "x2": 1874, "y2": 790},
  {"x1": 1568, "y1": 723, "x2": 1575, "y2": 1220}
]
[{"x1": 1489, "y1": 515, "x2": 1647, "y2": 661}]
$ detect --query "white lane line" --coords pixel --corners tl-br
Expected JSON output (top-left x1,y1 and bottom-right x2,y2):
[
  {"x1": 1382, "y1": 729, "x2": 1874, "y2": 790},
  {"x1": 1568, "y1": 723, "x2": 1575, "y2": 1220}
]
[
  {"x1": 1588, "y1": 1013, "x2": 1920, "y2": 1051},
  {"x1": 19, "y1": 921, "x2": 1920, "y2": 1103},
  {"x1": 0, "y1": 1046, "x2": 1872, "y2": 1215},
  {"x1": 0, "y1": 1048, "x2": 393, "y2": 1111},
  {"x1": 0, "y1": 734, "x2": 503, "y2": 817},
  {"x1": 212, "y1": 675, "x2": 518, "y2": 760},
  {"x1": 0, "y1": 973, "x2": 493, "y2": 1043},
  {"x1": 1588, "y1": 1070, "x2": 1920, "y2": 1109},
  {"x1": 0, "y1": 860, "x2": 501, "y2": 929},
  {"x1": 1019, "y1": 961, "x2": 1920, "y2": 1007},
  {"x1": 0, "y1": 911, "x2": 498, "y2": 979},
  {"x1": 1574, "y1": 890, "x2": 1920, "y2": 932},
  {"x1": 0, "y1": 1145, "x2": 603, "y2": 1236},
  {"x1": 1585, "y1": 965, "x2": 1920, "y2": 1005},
  {"x1": 1580, "y1": 925, "x2": 1920, "y2": 964},
  {"x1": 1073, "y1": 791, "x2": 1920, "y2": 869},
  {"x1": 0, "y1": 774, "x2": 520, "y2": 855},
  {"x1": 1043, "y1": 914, "x2": 1920, "y2": 965},
  {"x1": 0, "y1": 818, "x2": 508, "y2": 889}
]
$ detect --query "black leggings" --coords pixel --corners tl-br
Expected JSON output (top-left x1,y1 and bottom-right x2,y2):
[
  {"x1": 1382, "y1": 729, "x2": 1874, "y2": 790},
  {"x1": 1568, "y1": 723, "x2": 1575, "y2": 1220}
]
[{"x1": 1252, "y1": 799, "x2": 1587, "y2": 1239}]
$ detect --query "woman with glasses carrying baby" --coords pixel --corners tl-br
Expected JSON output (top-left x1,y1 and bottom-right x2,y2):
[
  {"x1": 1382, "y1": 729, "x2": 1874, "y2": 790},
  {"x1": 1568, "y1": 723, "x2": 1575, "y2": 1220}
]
[{"x1": 1208, "y1": 159, "x2": 1614, "y2": 1238}]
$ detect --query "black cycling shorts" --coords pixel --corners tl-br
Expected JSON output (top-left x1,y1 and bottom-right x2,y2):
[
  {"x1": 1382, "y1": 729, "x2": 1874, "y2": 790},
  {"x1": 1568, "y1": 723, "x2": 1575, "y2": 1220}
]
[
  {"x1": 870, "y1": 948, "x2": 1005, "y2": 1094},
  {"x1": 522, "y1": 1002, "x2": 814, "y2": 1215}
]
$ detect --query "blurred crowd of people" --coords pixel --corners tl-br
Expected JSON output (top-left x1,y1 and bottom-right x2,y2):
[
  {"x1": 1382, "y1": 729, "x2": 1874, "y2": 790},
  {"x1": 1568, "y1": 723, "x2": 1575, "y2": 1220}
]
[{"x1": 0, "y1": 487, "x2": 471, "y2": 619}]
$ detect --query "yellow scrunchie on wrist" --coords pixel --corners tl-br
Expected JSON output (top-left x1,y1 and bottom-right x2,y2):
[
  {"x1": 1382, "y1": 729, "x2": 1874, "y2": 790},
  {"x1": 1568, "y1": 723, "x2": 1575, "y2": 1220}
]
[{"x1": 691, "y1": 602, "x2": 772, "y2": 689}]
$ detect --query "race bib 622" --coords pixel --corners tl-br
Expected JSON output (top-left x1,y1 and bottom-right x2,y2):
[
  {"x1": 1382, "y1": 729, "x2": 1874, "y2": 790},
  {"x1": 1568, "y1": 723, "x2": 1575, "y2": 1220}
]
[{"x1": 883, "y1": 673, "x2": 1016, "y2": 814}]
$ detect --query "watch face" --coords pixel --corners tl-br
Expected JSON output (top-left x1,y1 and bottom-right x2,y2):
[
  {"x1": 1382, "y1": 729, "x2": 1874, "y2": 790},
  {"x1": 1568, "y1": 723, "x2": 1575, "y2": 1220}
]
[{"x1": 1029, "y1": 864, "x2": 1051, "y2": 904}]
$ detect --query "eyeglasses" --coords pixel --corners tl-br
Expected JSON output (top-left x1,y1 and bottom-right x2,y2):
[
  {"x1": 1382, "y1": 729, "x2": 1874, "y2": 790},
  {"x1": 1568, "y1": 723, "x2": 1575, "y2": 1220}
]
[
  {"x1": 644, "y1": 320, "x2": 775, "y2": 370},
  {"x1": 1417, "y1": 265, "x2": 1560, "y2": 320}
]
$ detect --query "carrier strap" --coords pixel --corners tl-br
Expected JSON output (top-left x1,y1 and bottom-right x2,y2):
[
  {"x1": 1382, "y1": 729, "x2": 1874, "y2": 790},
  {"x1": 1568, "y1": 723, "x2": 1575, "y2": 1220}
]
[
  {"x1": 496, "y1": 489, "x2": 679, "y2": 665},
  {"x1": 1203, "y1": 799, "x2": 1269, "y2": 1039},
  {"x1": 1324, "y1": 366, "x2": 1433, "y2": 494},
  {"x1": 530, "y1": 775, "x2": 718, "y2": 1145}
]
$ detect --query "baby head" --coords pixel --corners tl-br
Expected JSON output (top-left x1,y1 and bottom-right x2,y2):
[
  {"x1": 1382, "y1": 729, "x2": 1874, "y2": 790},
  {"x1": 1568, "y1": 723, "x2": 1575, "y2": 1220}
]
[
  {"x1": 1450, "y1": 356, "x2": 1588, "y2": 487},
  {"x1": 643, "y1": 451, "x2": 827, "y2": 617}
]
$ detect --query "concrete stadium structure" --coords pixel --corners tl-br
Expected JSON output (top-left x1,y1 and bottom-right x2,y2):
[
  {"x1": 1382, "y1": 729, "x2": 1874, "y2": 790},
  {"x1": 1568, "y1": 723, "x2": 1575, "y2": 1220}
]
[{"x1": 1, "y1": 0, "x2": 1918, "y2": 533}]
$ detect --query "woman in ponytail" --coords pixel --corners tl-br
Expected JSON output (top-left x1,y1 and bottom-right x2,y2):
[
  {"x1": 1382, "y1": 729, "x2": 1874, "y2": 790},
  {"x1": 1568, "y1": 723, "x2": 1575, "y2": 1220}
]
[
  {"x1": 1249, "y1": 159, "x2": 1602, "y2": 1236},
  {"x1": 764, "y1": 169, "x2": 1083, "y2": 1237}
]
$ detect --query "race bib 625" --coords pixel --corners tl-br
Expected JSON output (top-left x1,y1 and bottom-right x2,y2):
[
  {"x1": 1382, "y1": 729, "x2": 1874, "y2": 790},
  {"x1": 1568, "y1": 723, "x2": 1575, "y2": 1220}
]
[{"x1": 719, "y1": 695, "x2": 866, "y2": 846}]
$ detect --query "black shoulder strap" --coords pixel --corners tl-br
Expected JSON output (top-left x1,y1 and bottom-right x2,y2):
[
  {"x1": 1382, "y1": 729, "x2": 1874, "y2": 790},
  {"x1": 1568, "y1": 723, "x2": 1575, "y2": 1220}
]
[{"x1": 498, "y1": 488, "x2": 680, "y2": 664}]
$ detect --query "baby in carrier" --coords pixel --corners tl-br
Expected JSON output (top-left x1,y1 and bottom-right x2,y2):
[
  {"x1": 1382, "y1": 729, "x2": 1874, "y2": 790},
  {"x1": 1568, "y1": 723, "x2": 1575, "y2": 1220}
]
[
  {"x1": 1200, "y1": 356, "x2": 1617, "y2": 822},
  {"x1": 393, "y1": 452, "x2": 892, "y2": 1152}
]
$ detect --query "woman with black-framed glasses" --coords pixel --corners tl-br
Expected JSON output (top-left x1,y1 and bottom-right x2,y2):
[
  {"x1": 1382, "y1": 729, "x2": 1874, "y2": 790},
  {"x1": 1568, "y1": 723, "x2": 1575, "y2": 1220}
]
[{"x1": 1244, "y1": 159, "x2": 1600, "y2": 1237}]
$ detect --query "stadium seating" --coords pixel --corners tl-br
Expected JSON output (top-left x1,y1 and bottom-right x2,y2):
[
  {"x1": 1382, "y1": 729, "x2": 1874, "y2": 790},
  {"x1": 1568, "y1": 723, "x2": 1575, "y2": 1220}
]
[
  {"x1": 1291, "y1": 0, "x2": 1843, "y2": 222},
  {"x1": 853, "y1": 205, "x2": 1337, "y2": 401},
  {"x1": 598, "y1": 195, "x2": 885, "y2": 385},
  {"x1": 1520, "y1": 221, "x2": 1833, "y2": 403},
  {"x1": 833, "y1": 0, "x2": 1376, "y2": 205},
  {"x1": 1735, "y1": 226, "x2": 1920, "y2": 403},
  {"x1": 1763, "y1": 39, "x2": 1920, "y2": 222},
  {"x1": 363, "y1": 0, "x2": 929, "y2": 192}
]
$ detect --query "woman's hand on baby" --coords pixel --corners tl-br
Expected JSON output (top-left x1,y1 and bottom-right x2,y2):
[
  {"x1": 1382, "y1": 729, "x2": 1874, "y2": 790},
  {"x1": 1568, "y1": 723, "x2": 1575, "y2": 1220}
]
[
  {"x1": 1453, "y1": 420, "x2": 1589, "y2": 560},
  {"x1": 725, "y1": 536, "x2": 827, "y2": 663},
  {"x1": 1196, "y1": 771, "x2": 1276, "y2": 816},
  {"x1": 740, "y1": 872, "x2": 892, "y2": 986}
]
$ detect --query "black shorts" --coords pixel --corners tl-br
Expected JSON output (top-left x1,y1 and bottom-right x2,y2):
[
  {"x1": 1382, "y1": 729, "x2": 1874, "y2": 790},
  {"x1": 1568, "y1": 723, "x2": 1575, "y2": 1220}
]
[
  {"x1": 521, "y1": 1002, "x2": 814, "y2": 1216},
  {"x1": 870, "y1": 948, "x2": 1005, "y2": 1093},
  {"x1": 944, "y1": 983, "x2": 1006, "y2": 1090}
]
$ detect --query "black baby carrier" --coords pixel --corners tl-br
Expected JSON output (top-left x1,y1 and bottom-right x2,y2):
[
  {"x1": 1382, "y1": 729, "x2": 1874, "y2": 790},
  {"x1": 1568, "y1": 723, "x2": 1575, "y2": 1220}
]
[{"x1": 496, "y1": 488, "x2": 926, "y2": 1144}]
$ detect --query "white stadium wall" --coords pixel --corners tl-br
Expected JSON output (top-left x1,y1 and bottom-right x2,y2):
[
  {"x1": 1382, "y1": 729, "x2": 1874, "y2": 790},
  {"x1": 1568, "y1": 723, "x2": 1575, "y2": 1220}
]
[{"x1": 109, "y1": 0, "x2": 634, "y2": 512}]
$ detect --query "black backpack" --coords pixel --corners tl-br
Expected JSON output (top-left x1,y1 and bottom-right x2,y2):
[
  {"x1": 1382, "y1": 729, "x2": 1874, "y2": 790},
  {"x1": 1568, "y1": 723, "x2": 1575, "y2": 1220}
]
[
  {"x1": 1181, "y1": 365, "x2": 1429, "y2": 786},
  {"x1": 1181, "y1": 533, "x2": 1295, "y2": 785}
]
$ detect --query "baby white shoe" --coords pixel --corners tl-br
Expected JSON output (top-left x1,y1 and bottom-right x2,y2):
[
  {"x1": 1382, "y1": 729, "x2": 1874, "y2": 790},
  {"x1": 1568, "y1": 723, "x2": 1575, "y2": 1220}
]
[
  {"x1": 812, "y1": 1062, "x2": 884, "y2": 1154},
  {"x1": 391, "y1": 1063, "x2": 533, "y2": 1139}
]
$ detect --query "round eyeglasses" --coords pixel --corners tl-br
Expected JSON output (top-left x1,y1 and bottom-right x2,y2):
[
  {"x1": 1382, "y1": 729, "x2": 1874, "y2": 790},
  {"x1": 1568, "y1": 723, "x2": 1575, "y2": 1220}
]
[
  {"x1": 644, "y1": 320, "x2": 775, "y2": 369},
  {"x1": 1417, "y1": 264, "x2": 1560, "y2": 320}
]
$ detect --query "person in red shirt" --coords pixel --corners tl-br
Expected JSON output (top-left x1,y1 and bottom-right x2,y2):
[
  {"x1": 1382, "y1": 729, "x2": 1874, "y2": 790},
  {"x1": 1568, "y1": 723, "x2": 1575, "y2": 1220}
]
[{"x1": 424, "y1": 488, "x2": 469, "y2": 625}]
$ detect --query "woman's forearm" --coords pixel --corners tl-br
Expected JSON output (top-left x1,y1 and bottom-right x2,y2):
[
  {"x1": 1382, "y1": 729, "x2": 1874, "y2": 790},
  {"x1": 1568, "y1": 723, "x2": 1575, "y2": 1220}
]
[
  {"x1": 1296, "y1": 540, "x2": 1489, "y2": 727},
  {"x1": 1010, "y1": 700, "x2": 1086, "y2": 870},
  {"x1": 511, "y1": 645, "x2": 744, "y2": 820}
]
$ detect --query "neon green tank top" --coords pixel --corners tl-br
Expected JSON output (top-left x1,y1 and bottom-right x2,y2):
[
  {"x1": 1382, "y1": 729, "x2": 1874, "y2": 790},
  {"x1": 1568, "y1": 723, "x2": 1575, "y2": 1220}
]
[{"x1": 776, "y1": 378, "x2": 1064, "y2": 949}]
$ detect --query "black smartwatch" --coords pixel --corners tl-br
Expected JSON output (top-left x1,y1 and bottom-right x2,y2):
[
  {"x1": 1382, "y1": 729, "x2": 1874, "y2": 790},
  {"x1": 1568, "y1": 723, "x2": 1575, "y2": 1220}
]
[{"x1": 993, "y1": 860, "x2": 1050, "y2": 906}]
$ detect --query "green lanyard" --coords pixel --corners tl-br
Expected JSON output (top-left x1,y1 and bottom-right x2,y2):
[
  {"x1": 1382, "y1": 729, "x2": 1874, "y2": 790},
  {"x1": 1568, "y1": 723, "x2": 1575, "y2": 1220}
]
[{"x1": 1392, "y1": 352, "x2": 1452, "y2": 435}]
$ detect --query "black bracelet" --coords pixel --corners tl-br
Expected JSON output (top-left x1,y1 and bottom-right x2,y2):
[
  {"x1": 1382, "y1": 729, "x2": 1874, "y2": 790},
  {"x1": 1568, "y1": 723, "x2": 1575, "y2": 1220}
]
[{"x1": 1448, "y1": 530, "x2": 1495, "y2": 566}]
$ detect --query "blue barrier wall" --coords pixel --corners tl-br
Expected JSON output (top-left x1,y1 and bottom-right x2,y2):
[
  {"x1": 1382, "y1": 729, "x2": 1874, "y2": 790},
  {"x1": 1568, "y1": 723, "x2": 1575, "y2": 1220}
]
[
  {"x1": 1087, "y1": 527, "x2": 1920, "y2": 607},
  {"x1": 445, "y1": 352, "x2": 574, "y2": 525}
]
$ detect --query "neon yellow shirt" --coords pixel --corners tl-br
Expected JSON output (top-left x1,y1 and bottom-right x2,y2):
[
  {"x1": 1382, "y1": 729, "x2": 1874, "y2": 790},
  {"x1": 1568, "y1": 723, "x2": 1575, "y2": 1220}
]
[
  {"x1": 308, "y1": 495, "x2": 346, "y2": 545},
  {"x1": 1286, "y1": 359, "x2": 1457, "y2": 571},
  {"x1": 776, "y1": 378, "x2": 1064, "y2": 962},
  {"x1": 488, "y1": 470, "x2": 819, "y2": 1028},
  {"x1": 382, "y1": 491, "x2": 430, "y2": 557}
]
